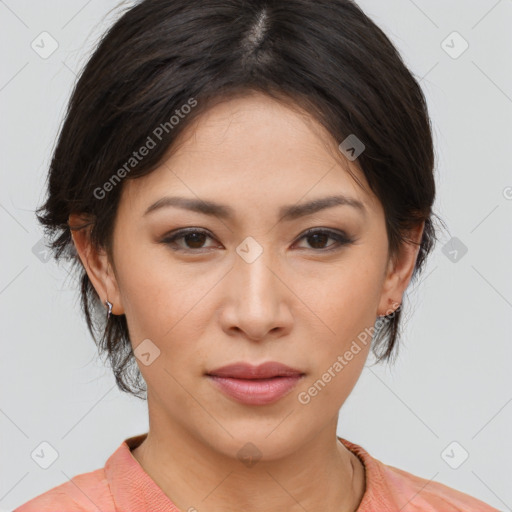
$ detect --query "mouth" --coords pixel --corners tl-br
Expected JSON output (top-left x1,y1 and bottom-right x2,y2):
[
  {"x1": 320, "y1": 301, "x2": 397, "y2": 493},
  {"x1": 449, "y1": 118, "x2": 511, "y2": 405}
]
[
  {"x1": 205, "y1": 361, "x2": 305, "y2": 405},
  {"x1": 206, "y1": 361, "x2": 304, "y2": 379}
]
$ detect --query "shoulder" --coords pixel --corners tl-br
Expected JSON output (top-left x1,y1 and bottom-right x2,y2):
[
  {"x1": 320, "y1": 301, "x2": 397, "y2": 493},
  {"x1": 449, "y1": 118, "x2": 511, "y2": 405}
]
[
  {"x1": 373, "y1": 458, "x2": 499, "y2": 511},
  {"x1": 339, "y1": 437, "x2": 499, "y2": 511},
  {"x1": 13, "y1": 468, "x2": 116, "y2": 512}
]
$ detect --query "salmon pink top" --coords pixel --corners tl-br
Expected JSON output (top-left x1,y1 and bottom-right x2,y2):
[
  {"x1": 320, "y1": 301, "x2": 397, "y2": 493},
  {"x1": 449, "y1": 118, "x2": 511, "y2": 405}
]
[{"x1": 14, "y1": 433, "x2": 498, "y2": 511}]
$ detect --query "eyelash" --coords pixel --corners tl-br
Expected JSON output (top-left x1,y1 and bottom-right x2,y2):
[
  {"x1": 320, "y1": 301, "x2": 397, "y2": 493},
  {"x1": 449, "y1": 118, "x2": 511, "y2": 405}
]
[{"x1": 160, "y1": 227, "x2": 355, "y2": 253}]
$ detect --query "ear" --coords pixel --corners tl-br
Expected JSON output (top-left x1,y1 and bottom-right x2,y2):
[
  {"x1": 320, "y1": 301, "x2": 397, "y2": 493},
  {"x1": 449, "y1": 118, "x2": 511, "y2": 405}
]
[
  {"x1": 377, "y1": 222, "x2": 424, "y2": 317},
  {"x1": 68, "y1": 213, "x2": 124, "y2": 316}
]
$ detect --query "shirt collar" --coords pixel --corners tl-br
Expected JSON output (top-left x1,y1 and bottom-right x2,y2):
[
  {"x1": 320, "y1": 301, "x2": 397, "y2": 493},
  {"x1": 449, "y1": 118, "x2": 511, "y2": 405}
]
[{"x1": 104, "y1": 432, "x2": 393, "y2": 511}]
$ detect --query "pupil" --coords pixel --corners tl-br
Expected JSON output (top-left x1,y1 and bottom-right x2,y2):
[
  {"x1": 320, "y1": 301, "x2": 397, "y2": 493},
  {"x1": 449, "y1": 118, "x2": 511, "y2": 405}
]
[
  {"x1": 309, "y1": 233, "x2": 328, "y2": 249},
  {"x1": 185, "y1": 233, "x2": 206, "y2": 248}
]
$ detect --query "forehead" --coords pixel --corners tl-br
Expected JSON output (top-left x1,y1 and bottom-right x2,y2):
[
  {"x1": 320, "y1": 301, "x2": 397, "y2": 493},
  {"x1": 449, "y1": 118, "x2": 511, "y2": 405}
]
[{"x1": 120, "y1": 92, "x2": 379, "y2": 218}]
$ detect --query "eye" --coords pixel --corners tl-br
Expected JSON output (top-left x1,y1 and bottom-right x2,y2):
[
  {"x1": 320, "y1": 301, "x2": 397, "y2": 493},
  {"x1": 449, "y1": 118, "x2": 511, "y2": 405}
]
[
  {"x1": 294, "y1": 228, "x2": 354, "y2": 251},
  {"x1": 160, "y1": 228, "x2": 219, "y2": 252},
  {"x1": 160, "y1": 227, "x2": 354, "y2": 253}
]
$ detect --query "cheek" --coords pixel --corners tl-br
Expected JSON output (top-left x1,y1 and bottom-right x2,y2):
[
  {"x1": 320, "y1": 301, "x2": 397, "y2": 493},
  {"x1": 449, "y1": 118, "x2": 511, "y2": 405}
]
[
  {"x1": 292, "y1": 255, "x2": 382, "y2": 408},
  {"x1": 295, "y1": 263, "x2": 377, "y2": 415},
  {"x1": 296, "y1": 351, "x2": 369, "y2": 428},
  {"x1": 111, "y1": 233, "x2": 169, "y2": 337},
  {"x1": 307, "y1": 252, "x2": 384, "y2": 341},
  {"x1": 112, "y1": 237, "x2": 219, "y2": 353},
  {"x1": 113, "y1": 253, "x2": 215, "y2": 399}
]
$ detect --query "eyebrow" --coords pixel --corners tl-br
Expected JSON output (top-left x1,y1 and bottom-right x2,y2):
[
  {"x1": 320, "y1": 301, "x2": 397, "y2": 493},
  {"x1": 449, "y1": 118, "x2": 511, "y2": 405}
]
[{"x1": 143, "y1": 194, "x2": 366, "y2": 220}]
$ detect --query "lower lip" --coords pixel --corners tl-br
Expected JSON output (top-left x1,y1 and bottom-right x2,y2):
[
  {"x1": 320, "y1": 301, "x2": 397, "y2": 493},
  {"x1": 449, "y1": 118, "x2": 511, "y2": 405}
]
[{"x1": 207, "y1": 375, "x2": 303, "y2": 405}]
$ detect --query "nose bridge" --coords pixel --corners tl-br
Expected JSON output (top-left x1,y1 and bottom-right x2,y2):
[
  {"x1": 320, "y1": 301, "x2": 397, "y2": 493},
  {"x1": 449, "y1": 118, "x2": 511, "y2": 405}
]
[
  {"x1": 222, "y1": 236, "x2": 291, "y2": 338},
  {"x1": 235, "y1": 239, "x2": 279, "y2": 310}
]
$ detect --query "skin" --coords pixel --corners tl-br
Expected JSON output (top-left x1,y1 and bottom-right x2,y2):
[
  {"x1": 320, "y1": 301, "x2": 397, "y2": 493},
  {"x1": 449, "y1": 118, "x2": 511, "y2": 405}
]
[{"x1": 70, "y1": 91, "x2": 423, "y2": 512}]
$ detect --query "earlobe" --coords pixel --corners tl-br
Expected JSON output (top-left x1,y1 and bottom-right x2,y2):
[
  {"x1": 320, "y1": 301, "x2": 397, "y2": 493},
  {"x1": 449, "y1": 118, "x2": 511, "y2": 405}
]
[
  {"x1": 68, "y1": 213, "x2": 124, "y2": 316},
  {"x1": 377, "y1": 222, "x2": 424, "y2": 317}
]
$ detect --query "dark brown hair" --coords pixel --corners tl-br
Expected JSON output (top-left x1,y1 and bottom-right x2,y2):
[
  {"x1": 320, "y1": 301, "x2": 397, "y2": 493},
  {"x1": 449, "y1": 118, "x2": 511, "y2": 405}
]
[{"x1": 37, "y1": 0, "x2": 442, "y2": 399}]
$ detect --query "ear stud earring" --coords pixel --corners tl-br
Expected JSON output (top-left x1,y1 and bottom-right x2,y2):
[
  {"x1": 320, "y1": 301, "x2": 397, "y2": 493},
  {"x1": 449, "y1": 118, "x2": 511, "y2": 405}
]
[{"x1": 105, "y1": 300, "x2": 113, "y2": 319}]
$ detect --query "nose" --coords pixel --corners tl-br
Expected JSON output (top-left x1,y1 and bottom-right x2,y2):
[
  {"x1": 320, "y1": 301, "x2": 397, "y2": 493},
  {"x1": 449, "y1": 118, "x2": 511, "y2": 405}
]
[{"x1": 218, "y1": 247, "x2": 293, "y2": 342}]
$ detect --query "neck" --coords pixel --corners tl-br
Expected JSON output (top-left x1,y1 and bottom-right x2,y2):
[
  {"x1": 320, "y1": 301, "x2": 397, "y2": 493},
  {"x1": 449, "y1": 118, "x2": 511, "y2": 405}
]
[{"x1": 131, "y1": 416, "x2": 365, "y2": 512}]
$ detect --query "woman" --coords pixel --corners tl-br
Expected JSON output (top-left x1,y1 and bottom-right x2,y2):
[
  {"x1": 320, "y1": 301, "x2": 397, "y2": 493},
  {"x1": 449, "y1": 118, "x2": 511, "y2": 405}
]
[{"x1": 15, "y1": 0, "x2": 498, "y2": 510}]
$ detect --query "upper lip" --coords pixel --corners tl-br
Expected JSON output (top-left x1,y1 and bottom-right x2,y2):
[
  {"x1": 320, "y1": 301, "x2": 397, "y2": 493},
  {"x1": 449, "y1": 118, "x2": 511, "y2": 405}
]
[{"x1": 206, "y1": 362, "x2": 304, "y2": 379}]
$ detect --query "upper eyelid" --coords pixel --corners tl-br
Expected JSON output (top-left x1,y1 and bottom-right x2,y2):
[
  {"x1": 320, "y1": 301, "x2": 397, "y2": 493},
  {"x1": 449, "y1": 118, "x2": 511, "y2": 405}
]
[{"x1": 163, "y1": 226, "x2": 347, "y2": 239}]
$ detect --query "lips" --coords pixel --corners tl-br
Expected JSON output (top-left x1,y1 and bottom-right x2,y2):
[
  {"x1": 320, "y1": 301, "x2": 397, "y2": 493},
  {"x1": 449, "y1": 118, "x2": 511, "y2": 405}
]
[
  {"x1": 206, "y1": 361, "x2": 304, "y2": 379},
  {"x1": 205, "y1": 362, "x2": 305, "y2": 405}
]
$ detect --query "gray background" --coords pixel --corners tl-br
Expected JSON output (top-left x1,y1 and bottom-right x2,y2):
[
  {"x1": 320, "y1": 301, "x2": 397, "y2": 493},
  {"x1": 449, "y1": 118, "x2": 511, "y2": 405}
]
[{"x1": 1, "y1": 0, "x2": 511, "y2": 510}]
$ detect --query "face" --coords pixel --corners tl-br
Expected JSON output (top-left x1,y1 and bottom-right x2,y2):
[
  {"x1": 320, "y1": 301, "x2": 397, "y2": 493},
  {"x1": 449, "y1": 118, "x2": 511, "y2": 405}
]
[{"x1": 73, "y1": 91, "x2": 420, "y2": 460}]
